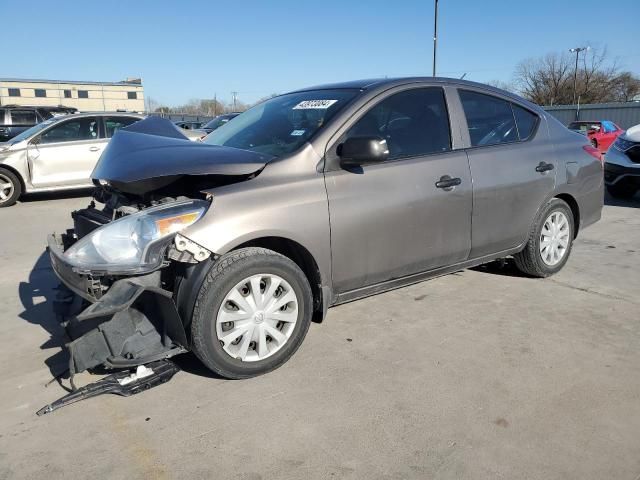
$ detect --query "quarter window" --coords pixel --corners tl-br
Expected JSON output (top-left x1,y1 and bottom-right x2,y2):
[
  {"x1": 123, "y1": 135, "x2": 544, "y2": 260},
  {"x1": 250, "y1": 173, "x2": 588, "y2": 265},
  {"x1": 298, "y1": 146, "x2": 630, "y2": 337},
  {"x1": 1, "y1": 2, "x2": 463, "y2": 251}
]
[
  {"x1": 104, "y1": 116, "x2": 139, "y2": 137},
  {"x1": 344, "y1": 87, "x2": 451, "y2": 160},
  {"x1": 8, "y1": 88, "x2": 20, "y2": 97},
  {"x1": 10, "y1": 110, "x2": 36, "y2": 125},
  {"x1": 35, "y1": 89, "x2": 47, "y2": 98},
  {"x1": 40, "y1": 118, "x2": 99, "y2": 144},
  {"x1": 512, "y1": 104, "x2": 538, "y2": 140},
  {"x1": 78, "y1": 90, "x2": 89, "y2": 99},
  {"x1": 127, "y1": 91, "x2": 137, "y2": 100},
  {"x1": 64, "y1": 90, "x2": 72, "y2": 98}
]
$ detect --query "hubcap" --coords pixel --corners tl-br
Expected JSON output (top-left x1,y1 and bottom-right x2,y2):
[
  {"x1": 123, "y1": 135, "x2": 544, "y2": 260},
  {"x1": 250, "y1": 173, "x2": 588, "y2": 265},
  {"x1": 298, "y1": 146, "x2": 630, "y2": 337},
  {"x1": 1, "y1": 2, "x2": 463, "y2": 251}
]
[
  {"x1": 539, "y1": 211, "x2": 570, "y2": 266},
  {"x1": 0, "y1": 173, "x2": 14, "y2": 203},
  {"x1": 216, "y1": 274, "x2": 298, "y2": 362}
]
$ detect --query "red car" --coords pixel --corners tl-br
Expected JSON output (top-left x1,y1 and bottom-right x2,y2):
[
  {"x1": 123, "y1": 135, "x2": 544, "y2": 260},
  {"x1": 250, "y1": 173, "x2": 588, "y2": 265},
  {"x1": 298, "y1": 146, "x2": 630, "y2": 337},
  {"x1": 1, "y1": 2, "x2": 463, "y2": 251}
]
[{"x1": 568, "y1": 120, "x2": 624, "y2": 152}]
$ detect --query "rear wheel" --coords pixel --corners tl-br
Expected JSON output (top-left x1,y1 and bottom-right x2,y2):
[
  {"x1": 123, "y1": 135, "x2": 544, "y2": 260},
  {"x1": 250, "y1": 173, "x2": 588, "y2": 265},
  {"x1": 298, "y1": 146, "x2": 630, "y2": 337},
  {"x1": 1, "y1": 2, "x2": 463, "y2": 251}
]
[
  {"x1": 0, "y1": 169, "x2": 21, "y2": 208},
  {"x1": 190, "y1": 247, "x2": 313, "y2": 379},
  {"x1": 513, "y1": 198, "x2": 574, "y2": 277},
  {"x1": 606, "y1": 184, "x2": 638, "y2": 199}
]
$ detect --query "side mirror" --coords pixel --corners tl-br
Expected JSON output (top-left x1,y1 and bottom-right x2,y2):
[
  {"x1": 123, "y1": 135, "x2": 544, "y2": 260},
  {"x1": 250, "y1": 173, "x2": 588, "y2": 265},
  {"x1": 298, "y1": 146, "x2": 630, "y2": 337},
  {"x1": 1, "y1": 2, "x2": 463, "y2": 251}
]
[{"x1": 338, "y1": 136, "x2": 389, "y2": 167}]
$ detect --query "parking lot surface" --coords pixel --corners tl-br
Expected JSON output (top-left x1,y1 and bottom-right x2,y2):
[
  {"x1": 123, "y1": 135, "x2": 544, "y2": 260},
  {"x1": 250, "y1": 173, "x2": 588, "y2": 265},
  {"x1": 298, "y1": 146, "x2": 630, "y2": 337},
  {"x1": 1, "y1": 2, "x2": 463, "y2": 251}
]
[{"x1": 0, "y1": 191, "x2": 639, "y2": 480}]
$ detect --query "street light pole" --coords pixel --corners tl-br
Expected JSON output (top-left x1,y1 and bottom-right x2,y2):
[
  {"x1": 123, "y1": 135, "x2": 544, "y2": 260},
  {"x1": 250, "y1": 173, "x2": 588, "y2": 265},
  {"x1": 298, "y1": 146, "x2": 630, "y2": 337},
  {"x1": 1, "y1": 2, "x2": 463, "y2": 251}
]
[
  {"x1": 432, "y1": 0, "x2": 439, "y2": 77},
  {"x1": 569, "y1": 46, "x2": 589, "y2": 106}
]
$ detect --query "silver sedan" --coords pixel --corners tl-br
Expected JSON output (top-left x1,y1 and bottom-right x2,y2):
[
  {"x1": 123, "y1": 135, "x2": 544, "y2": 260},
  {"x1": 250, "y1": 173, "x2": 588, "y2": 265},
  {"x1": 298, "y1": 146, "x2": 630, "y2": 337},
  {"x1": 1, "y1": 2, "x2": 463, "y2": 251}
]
[{"x1": 0, "y1": 112, "x2": 143, "y2": 207}]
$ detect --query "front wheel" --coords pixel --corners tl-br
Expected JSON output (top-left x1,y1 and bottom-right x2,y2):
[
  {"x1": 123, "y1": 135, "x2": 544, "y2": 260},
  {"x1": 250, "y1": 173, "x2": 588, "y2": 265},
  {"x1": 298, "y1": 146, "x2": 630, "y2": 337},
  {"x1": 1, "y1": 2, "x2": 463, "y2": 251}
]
[
  {"x1": 513, "y1": 198, "x2": 574, "y2": 277},
  {"x1": 0, "y1": 169, "x2": 22, "y2": 208},
  {"x1": 190, "y1": 247, "x2": 313, "y2": 379}
]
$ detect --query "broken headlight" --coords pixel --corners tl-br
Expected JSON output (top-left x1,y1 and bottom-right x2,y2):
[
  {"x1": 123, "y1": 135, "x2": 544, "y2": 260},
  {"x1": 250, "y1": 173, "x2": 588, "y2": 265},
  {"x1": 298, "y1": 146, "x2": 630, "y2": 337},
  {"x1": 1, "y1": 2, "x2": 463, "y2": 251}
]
[{"x1": 64, "y1": 199, "x2": 209, "y2": 274}]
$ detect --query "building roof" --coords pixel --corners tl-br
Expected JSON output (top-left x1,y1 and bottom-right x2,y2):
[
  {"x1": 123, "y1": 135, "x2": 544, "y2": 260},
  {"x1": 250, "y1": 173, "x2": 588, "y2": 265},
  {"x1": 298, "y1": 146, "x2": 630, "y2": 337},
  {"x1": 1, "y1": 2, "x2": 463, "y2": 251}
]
[{"x1": 0, "y1": 78, "x2": 142, "y2": 86}]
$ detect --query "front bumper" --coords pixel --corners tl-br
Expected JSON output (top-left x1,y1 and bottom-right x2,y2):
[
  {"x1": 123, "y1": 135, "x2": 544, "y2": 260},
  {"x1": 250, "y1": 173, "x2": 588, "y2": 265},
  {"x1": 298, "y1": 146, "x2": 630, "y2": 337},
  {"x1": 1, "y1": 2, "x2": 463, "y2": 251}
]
[{"x1": 48, "y1": 233, "x2": 188, "y2": 374}]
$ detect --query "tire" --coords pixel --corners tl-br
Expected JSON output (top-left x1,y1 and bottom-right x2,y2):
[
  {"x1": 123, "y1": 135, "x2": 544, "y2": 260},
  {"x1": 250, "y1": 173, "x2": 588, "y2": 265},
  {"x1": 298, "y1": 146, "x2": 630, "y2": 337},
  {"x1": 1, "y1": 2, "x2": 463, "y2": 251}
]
[
  {"x1": 190, "y1": 247, "x2": 313, "y2": 379},
  {"x1": 513, "y1": 198, "x2": 574, "y2": 278},
  {"x1": 0, "y1": 168, "x2": 22, "y2": 208},
  {"x1": 606, "y1": 184, "x2": 637, "y2": 200},
  {"x1": 591, "y1": 138, "x2": 598, "y2": 149}
]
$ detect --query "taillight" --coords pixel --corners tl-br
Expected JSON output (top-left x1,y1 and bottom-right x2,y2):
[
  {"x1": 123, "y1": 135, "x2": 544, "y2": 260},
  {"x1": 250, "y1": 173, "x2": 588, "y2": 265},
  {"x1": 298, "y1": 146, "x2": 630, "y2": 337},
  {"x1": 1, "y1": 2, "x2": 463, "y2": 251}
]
[{"x1": 583, "y1": 145, "x2": 603, "y2": 164}]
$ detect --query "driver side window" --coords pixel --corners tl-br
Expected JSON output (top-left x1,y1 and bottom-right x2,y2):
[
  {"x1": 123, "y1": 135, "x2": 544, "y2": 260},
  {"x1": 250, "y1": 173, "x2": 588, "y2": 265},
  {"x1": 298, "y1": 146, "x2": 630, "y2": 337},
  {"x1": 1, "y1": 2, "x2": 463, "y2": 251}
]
[
  {"x1": 40, "y1": 117, "x2": 100, "y2": 144},
  {"x1": 344, "y1": 87, "x2": 452, "y2": 161}
]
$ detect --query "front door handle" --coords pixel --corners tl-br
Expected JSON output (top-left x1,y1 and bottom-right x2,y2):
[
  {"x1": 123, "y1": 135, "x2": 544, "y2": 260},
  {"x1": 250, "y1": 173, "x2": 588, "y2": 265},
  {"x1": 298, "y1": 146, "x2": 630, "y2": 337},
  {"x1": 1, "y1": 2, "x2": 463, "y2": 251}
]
[
  {"x1": 89, "y1": 146, "x2": 100, "y2": 152},
  {"x1": 535, "y1": 161, "x2": 554, "y2": 173},
  {"x1": 435, "y1": 175, "x2": 462, "y2": 190}
]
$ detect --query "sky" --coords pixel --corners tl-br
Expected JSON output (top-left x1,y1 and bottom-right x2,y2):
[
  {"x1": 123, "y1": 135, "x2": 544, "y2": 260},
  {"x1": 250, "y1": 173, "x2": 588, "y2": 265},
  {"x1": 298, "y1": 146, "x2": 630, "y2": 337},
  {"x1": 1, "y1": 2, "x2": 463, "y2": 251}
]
[{"x1": 3, "y1": 0, "x2": 639, "y2": 107}]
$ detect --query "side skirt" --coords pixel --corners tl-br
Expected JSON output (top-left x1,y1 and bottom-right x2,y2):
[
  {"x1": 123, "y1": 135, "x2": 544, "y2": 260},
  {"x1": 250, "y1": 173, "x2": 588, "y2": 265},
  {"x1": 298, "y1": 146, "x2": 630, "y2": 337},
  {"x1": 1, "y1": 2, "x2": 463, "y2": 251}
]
[{"x1": 334, "y1": 246, "x2": 524, "y2": 306}]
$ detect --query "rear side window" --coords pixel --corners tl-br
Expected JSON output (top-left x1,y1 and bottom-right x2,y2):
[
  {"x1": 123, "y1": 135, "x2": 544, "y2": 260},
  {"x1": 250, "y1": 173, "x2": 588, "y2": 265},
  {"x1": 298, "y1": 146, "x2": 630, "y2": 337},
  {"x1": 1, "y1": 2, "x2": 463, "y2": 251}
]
[
  {"x1": 10, "y1": 110, "x2": 37, "y2": 125},
  {"x1": 344, "y1": 87, "x2": 451, "y2": 160},
  {"x1": 512, "y1": 104, "x2": 538, "y2": 140},
  {"x1": 104, "y1": 116, "x2": 139, "y2": 137},
  {"x1": 459, "y1": 90, "x2": 517, "y2": 147}
]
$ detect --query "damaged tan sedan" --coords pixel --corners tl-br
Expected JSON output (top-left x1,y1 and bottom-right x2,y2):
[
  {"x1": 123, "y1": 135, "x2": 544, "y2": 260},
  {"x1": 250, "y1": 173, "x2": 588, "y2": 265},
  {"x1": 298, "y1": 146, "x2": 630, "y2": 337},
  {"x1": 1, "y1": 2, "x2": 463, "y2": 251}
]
[{"x1": 44, "y1": 78, "x2": 603, "y2": 413}]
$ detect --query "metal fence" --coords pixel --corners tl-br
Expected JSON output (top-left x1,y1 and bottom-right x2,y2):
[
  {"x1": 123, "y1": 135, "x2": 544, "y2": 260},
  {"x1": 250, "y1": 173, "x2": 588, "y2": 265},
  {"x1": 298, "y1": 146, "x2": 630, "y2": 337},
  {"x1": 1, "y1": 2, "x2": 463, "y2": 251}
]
[{"x1": 543, "y1": 102, "x2": 640, "y2": 129}]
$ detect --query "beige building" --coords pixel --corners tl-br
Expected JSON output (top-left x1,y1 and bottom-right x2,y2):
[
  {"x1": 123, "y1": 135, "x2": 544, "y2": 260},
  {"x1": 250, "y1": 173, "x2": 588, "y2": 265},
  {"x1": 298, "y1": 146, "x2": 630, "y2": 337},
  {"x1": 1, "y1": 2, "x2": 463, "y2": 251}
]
[{"x1": 0, "y1": 77, "x2": 145, "y2": 112}]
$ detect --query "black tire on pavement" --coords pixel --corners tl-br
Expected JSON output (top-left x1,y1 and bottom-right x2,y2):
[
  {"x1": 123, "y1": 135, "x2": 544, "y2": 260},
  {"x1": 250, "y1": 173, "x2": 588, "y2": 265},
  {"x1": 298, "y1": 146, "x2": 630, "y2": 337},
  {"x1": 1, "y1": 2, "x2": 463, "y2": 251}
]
[
  {"x1": 513, "y1": 198, "x2": 575, "y2": 278},
  {"x1": 190, "y1": 247, "x2": 313, "y2": 379}
]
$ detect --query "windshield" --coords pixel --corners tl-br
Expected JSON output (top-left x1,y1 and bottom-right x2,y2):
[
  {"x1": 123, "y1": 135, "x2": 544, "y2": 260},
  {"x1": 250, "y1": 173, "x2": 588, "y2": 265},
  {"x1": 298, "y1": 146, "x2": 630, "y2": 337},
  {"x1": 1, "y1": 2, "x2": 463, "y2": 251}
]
[
  {"x1": 568, "y1": 122, "x2": 600, "y2": 132},
  {"x1": 8, "y1": 118, "x2": 57, "y2": 144},
  {"x1": 203, "y1": 117, "x2": 230, "y2": 130},
  {"x1": 203, "y1": 89, "x2": 359, "y2": 156}
]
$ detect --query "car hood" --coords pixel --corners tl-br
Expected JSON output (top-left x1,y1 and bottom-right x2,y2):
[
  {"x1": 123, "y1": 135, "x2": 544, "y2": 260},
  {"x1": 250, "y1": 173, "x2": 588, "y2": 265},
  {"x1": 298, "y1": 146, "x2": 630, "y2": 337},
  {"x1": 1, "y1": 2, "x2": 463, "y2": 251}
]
[{"x1": 92, "y1": 116, "x2": 273, "y2": 194}]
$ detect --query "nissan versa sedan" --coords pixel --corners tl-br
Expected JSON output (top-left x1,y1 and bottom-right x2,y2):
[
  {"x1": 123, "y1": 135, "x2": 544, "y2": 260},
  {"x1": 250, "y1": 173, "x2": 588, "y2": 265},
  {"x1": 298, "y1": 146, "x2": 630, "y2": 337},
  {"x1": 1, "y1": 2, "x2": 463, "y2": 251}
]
[
  {"x1": 47, "y1": 78, "x2": 603, "y2": 382},
  {"x1": 0, "y1": 112, "x2": 143, "y2": 207}
]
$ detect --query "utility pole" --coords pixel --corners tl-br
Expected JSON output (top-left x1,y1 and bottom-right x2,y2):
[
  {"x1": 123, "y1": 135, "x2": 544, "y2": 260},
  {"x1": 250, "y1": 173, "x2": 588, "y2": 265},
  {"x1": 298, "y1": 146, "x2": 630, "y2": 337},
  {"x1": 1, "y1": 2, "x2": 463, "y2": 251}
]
[
  {"x1": 432, "y1": 0, "x2": 439, "y2": 77},
  {"x1": 569, "y1": 46, "x2": 589, "y2": 106},
  {"x1": 231, "y1": 91, "x2": 238, "y2": 112}
]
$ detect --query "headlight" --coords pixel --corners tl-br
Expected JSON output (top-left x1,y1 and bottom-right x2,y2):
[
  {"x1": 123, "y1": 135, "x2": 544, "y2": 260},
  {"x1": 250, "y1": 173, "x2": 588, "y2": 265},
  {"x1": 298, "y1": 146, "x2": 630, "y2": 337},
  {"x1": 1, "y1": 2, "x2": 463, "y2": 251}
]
[{"x1": 64, "y1": 199, "x2": 209, "y2": 274}]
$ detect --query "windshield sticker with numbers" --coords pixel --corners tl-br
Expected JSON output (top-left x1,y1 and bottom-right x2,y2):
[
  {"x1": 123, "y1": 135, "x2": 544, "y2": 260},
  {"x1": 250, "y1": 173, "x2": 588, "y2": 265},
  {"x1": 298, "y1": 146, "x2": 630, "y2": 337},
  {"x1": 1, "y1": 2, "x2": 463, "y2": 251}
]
[
  {"x1": 292, "y1": 100, "x2": 338, "y2": 110},
  {"x1": 290, "y1": 130, "x2": 306, "y2": 136}
]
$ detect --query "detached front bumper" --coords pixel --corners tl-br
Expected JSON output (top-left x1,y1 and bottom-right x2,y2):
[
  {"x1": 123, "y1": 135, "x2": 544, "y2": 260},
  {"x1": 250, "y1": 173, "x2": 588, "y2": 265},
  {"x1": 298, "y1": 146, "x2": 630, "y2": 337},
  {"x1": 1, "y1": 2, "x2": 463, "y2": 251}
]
[{"x1": 47, "y1": 233, "x2": 188, "y2": 374}]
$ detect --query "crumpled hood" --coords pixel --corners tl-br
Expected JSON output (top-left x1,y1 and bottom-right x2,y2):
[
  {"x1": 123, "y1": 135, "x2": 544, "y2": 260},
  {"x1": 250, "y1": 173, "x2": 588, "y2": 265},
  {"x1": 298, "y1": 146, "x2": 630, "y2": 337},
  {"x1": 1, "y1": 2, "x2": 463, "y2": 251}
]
[{"x1": 91, "y1": 116, "x2": 273, "y2": 189}]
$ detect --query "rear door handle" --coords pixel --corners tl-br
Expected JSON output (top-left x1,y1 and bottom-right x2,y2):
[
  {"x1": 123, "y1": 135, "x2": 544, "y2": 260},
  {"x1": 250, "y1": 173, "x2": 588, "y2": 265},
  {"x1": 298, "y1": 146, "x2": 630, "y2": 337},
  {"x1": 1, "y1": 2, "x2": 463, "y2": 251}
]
[
  {"x1": 89, "y1": 146, "x2": 100, "y2": 152},
  {"x1": 535, "y1": 161, "x2": 554, "y2": 173},
  {"x1": 435, "y1": 175, "x2": 462, "y2": 190}
]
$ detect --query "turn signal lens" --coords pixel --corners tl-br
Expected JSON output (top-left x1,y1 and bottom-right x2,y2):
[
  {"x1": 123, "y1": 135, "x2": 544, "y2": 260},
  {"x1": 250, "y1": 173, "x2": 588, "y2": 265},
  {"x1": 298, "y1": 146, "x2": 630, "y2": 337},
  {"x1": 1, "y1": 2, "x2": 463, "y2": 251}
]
[{"x1": 155, "y1": 212, "x2": 201, "y2": 236}]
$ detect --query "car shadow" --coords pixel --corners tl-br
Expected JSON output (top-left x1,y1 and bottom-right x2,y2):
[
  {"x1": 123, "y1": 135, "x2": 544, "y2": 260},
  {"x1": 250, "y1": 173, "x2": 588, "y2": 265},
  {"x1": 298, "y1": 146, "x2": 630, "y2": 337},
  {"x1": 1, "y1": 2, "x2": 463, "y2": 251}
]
[
  {"x1": 19, "y1": 188, "x2": 94, "y2": 204},
  {"x1": 17, "y1": 250, "x2": 71, "y2": 383},
  {"x1": 471, "y1": 258, "x2": 531, "y2": 278}
]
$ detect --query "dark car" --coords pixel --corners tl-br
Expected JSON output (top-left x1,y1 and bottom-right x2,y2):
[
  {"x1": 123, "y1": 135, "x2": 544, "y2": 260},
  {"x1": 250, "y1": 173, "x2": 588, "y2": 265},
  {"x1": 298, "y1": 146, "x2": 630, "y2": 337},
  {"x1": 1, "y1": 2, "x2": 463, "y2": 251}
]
[
  {"x1": 200, "y1": 113, "x2": 240, "y2": 133},
  {"x1": 603, "y1": 123, "x2": 640, "y2": 199},
  {"x1": 48, "y1": 77, "x2": 603, "y2": 384},
  {"x1": 0, "y1": 105, "x2": 77, "y2": 142},
  {"x1": 174, "y1": 120, "x2": 203, "y2": 130}
]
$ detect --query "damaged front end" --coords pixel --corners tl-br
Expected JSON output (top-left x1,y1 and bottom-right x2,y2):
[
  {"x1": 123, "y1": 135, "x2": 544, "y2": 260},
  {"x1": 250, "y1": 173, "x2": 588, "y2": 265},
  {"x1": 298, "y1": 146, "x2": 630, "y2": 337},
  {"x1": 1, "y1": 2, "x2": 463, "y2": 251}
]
[{"x1": 41, "y1": 117, "x2": 269, "y2": 413}]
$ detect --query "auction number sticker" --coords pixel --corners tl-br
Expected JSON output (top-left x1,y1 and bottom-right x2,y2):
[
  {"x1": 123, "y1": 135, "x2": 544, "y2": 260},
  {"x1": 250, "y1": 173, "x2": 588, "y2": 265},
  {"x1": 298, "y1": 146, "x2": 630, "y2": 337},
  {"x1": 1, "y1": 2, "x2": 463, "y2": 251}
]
[{"x1": 293, "y1": 99, "x2": 338, "y2": 110}]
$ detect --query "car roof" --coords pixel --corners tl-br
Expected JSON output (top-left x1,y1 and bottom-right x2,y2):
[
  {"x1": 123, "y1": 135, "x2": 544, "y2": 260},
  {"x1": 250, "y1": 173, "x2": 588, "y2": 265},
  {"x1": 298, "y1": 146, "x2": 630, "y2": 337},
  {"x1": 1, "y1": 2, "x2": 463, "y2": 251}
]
[{"x1": 288, "y1": 76, "x2": 540, "y2": 110}]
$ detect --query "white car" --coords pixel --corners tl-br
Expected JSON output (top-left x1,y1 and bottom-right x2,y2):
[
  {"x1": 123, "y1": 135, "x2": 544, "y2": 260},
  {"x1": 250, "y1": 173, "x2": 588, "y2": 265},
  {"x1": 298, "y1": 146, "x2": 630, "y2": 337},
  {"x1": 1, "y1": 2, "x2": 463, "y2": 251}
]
[{"x1": 0, "y1": 112, "x2": 143, "y2": 207}]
